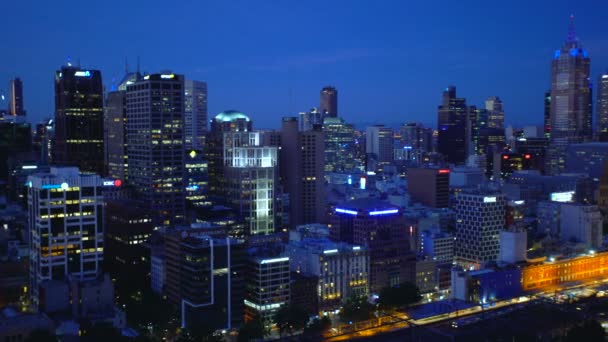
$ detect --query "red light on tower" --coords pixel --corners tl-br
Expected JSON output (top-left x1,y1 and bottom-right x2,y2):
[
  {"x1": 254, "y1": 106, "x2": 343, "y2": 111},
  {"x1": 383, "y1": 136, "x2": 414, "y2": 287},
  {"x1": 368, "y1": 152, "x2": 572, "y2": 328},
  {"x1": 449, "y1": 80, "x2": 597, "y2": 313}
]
[
  {"x1": 524, "y1": 154, "x2": 531, "y2": 159},
  {"x1": 438, "y1": 169, "x2": 450, "y2": 174},
  {"x1": 503, "y1": 155, "x2": 509, "y2": 160},
  {"x1": 114, "y1": 179, "x2": 122, "y2": 187}
]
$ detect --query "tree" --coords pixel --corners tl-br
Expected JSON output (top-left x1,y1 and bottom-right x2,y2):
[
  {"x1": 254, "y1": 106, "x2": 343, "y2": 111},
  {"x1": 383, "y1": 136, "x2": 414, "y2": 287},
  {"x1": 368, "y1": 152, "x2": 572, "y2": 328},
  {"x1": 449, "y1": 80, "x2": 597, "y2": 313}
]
[
  {"x1": 302, "y1": 316, "x2": 332, "y2": 340},
  {"x1": 378, "y1": 282, "x2": 421, "y2": 310},
  {"x1": 25, "y1": 329, "x2": 58, "y2": 342},
  {"x1": 566, "y1": 320, "x2": 605, "y2": 342},
  {"x1": 81, "y1": 322, "x2": 127, "y2": 342},
  {"x1": 176, "y1": 326, "x2": 223, "y2": 342},
  {"x1": 339, "y1": 295, "x2": 374, "y2": 323},
  {"x1": 274, "y1": 304, "x2": 309, "y2": 336},
  {"x1": 237, "y1": 314, "x2": 271, "y2": 342}
]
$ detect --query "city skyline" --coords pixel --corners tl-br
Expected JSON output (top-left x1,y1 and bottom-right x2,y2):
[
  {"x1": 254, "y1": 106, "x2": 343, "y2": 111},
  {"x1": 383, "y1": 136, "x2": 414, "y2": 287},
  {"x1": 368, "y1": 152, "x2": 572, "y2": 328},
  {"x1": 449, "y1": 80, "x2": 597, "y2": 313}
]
[{"x1": 2, "y1": 1, "x2": 608, "y2": 129}]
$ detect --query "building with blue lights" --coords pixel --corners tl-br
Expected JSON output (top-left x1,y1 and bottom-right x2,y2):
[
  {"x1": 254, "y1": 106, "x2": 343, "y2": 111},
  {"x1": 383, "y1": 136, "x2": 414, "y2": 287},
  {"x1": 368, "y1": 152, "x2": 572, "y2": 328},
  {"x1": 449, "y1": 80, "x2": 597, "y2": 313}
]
[
  {"x1": 331, "y1": 199, "x2": 415, "y2": 293},
  {"x1": 547, "y1": 16, "x2": 593, "y2": 175}
]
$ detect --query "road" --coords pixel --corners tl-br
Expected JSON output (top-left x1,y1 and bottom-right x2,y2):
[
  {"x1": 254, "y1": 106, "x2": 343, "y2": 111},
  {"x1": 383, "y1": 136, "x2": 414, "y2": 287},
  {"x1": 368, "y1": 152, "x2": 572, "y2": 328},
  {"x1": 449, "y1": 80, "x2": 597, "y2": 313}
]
[{"x1": 325, "y1": 277, "x2": 608, "y2": 341}]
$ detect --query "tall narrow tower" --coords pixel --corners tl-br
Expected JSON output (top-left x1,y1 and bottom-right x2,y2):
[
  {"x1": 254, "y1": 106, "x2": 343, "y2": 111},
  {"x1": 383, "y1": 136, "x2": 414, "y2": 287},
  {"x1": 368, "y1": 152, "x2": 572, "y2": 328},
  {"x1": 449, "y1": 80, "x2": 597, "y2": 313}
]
[{"x1": 547, "y1": 16, "x2": 592, "y2": 175}]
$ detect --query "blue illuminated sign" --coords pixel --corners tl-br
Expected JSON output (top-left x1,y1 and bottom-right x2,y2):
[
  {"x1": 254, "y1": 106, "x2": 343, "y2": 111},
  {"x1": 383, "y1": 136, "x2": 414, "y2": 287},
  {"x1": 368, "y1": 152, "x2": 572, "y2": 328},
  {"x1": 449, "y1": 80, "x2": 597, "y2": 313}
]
[
  {"x1": 335, "y1": 208, "x2": 358, "y2": 215},
  {"x1": 42, "y1": 184, "x2": 62, "y2": 189},
  {"x1": 369, "y1": 209, "x2": 399, "y2": 216},
  {"x1": 74, "y1": 70, "x2": 91, "y2": 77}
]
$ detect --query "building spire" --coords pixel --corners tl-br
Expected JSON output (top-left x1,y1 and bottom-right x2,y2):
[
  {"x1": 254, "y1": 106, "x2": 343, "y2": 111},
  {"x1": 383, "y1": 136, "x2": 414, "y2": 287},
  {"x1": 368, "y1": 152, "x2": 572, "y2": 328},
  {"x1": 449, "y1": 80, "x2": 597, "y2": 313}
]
[{"x1": 566, "y1": 14, "x2": 578, "y2": 46}]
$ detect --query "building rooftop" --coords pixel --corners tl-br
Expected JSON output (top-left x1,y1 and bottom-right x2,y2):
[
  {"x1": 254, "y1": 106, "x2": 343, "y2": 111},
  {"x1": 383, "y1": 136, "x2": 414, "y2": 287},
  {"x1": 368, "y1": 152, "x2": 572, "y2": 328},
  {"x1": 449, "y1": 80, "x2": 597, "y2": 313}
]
[{"x1": 214, "y1": 110, "x2": 250, "y2": 122}]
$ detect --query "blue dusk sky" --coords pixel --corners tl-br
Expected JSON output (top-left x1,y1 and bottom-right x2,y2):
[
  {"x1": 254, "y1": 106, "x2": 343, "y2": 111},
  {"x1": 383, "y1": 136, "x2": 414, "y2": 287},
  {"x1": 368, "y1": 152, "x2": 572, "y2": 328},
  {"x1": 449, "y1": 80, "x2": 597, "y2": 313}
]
[{"x1": 1, "y1": 0, "x2": 608, "y2": 129}]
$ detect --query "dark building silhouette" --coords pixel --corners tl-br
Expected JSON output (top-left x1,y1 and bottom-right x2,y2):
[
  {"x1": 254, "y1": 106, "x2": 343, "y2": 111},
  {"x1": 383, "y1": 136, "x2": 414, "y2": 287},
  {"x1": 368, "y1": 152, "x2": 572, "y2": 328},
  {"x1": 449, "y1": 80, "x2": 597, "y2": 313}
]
[
  {"x1": 53, "y1": 66, "x2": 104, "y2": 175},
  {"x1": 437, "y1": 86, "x2": 468, "y2": 164},
  {"x1": 320, "y1": 86, "x2": 338, "y2": 118},
  {"x1": 597, "y1": 71, "x2": 608, "y2": 141},
  {"x1": 8, "y1": 78, "x2": 25, "y2": 116}
]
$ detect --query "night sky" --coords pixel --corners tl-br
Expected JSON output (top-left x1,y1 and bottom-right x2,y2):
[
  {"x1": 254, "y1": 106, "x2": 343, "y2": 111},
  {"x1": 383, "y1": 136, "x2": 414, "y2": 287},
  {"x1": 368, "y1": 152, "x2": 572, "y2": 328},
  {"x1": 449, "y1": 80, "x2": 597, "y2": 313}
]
[{"x1": 2, "y1": 0, "x2": 608, "y2": 129}]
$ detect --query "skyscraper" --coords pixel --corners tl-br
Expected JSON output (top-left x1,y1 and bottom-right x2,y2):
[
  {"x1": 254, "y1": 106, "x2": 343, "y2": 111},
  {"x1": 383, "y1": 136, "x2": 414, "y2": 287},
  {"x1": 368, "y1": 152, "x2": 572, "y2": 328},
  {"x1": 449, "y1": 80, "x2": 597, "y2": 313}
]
[
  {"x1": 365, "y1": 125, "x2": 393, "y2": 166},
  {"x1": 8, "y1": 78, "x2": 25, "y2": 116},
  {"x1": 323, "y1": 117, "x2": 355, "y2": 172},
  {"x1": 454, "y1": 192, "x2": 505, "y2": 268},
  {"x1": 544, "y1": 90, "x2": 551, "y2": 139},
  {"x1": 485, "y1": 96, "x2": 504, "y2": 129},
  {"x1": 105, "y1": 71, "x2": 140, "y2": 181},
  {"x1": 223, "y1": 131, "x2": 278, "y2": 235},
  {"x1": 184, "y1": 80, "x2": 208, "y2": 150},
  {"x1": 437, "y1": 86, "x2": 468, "y2": 165},
  {"x1": 27, "y1": 167, "x2": 106, "y2": 304},
  {"x1": 399, "y1": 122, "x2": 433, "y2": 164},
  {"x1": 126, "y1": 73, "x2": 185, "y2": 225},
  {"x1": 547, "y1": 16, "x2": 592, "y2": 175},
  {"x1": 597, "y1": 72, "x2": 608, "y2": 141},
  {"x1": 207, "y1": 110, "x2": 253, "y2": 196},
  {"x1": 280, "y1": 117, "x2": 326, "y2": 226},
  {"x1": 53, "y1": 66, "x2": 104, "y2": 175},
  {"x1": 320, "y1": 86, "x2": 338, "y2": 118}
]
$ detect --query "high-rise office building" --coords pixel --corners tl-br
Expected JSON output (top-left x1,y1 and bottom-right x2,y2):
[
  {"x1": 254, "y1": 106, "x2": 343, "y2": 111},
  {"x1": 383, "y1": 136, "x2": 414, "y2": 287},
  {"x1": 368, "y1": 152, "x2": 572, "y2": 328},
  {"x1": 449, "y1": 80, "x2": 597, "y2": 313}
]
[
  {"x1": 408, "y1": 167, "x2": 450, "y2": 208},
  {"x1": 223, "y1": 131, "x2": 277, "y2": 235},
  {"x1": 207, "y1": 110, "x2": 252, "y2": 196},
  {"x1": 184, "y1": 80, "x2": 208, "y2": 150},
  {"x1": 485, "y1": 96, "x2": 504, "y2": 129},
  {"x1": 597, "y1": 72, "x2": 608, "y2": 141},
  {"x1": 544, "y1": 90, "x2": 551, "y2": 138},
  {"x1": 299, "y1": 107, "x2": 323, "y2": 131},
  {"x1": 437, "y1": 86, "x2": 468, "y2": 164},
  {"x1": 244, "y1": 254, "x2": 290, "y2": 322},
  {"x1": 323, "y1": 117, "x2": 355, "y2": 172},
  {"x1": 27, "y1": 167, "x2": 106, "y2": 304},
  {"x1": 547, "y1": 17, "x2": 592, "y2": 175},
  {"x1": 399, "y1": 122, "x2": 433, "y2": 164},
  {"x1": 8, "y1": 78, "x2": 25, "y2": 116},
  {"x1": 454, "y1": 192, "x2": 505, "y2": 268},
  {"x1": 105, "y1": 71, "x2": 140, "y2": 181},
  {"x1": 365, "y1": 125, "x2": 393, "y2": 167},
  {"x1": 53, "y1": 66, "x2": 104, "y2": 175},
  {"x1": 331, "y1": 199, "x2": 414, "y2": 292},
  {"x1": 320, "y1": 86, "x2": 338, "y2": 118},
  {"x1": 468, "y1": 106, "x2": 489, "y2": 157},
  {"x1": 126, "y1": 73, "x2": 185, "y2": 225},
  {"x1": 279, "y1": 117, "x2": 326, "y2": 226}
]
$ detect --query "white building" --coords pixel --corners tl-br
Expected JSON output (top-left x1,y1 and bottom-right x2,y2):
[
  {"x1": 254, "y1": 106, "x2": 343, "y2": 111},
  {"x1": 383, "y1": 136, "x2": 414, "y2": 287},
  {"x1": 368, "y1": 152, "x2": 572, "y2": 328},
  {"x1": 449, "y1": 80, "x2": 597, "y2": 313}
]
[
  {"x1": 499, "y1": 230, "x2": 527, "y2": 264},
  {"x1": 454, "y1": 192, "x2": 505, "y2": 268},
  {"x1": 27, "y1": 167, "x2": 107, "y2": 304},
  {"x1": 420, "y1": 231, "x2": 454, "y2": 264},
  {"x1": 223, "y1": 131, "x2": 278, "y2": 235},
  {"x1": 560, "y1": 203, "x2": 602, "y2": 249},
  {"x1": 287, "y1": 238, "x2": 369, "y2": 312}
]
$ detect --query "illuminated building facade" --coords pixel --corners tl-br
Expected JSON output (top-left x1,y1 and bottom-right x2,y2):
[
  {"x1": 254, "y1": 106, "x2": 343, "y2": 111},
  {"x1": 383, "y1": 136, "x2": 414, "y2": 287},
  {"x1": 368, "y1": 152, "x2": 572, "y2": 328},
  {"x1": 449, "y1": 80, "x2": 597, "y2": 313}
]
[
  {"x1": 522, "y1": 252, "x2": 608, "y2": 291},
  {"x1": 331, "y1": 200, "x2": 414, "y2": 293},
  {"x1": 184, "y1": 80, "x2": 208, "y2": 150},
  {"x1": 598, "y1": 72, "x2": 608, "y2": 141},
  {"x1": 223, "y1": 131, "x2": 277, "y2": 235},
  {"x1": 126, "y1": 73, "x2": 185, "y2": 225},
  {"x1": 437, "y1": 86, "x2": 468, "y2": 165},
  {"x1": 323, "y1": 117, "x2": 355, "y2": 172},
  {"x1": 454, "y1": 193, "x2": 505, "y2": 268},
  {"x1": 485, "y1": 96, "x2": 504, "y2": 130},
  {"x1": 53, "y1": 66, "x2": 104, "y2": 175},
  {"x1": 184, "y1": 149, "x2": 209, "y2": 208},
  {"x1": 299, "y1": 107, "x2": 323, "y2": 131},
  {"x1": 408, "y1": 167, "x2": 450, "y2": 208},
  {"x1": 320, "y1": 86, "x2": 338, "y2": 118},
  {"x1": 244, "y1": 255, "x2": 290, "y2": 322},
  {"x1": 494, "y1": 152, "x2": 536, "y2": 180},
  {"x1": 399, "y1": 122, "x2": 433, "y2": 165},
  {"x1": 27, "y1": 167, "x2": 107, "y2": 304},
  {"x1": 547, "y1": 17, "x2": 592, "y2": 175},
  {"x1": 287, "y1": 238, "x2": 368, "y2": 312},
  {"x1": 207, "y1": 110, "x2": 252, "y2": 196}
]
